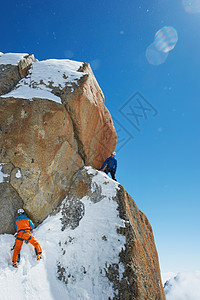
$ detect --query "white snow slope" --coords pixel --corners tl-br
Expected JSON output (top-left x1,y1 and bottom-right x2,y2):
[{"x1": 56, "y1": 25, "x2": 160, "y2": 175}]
[
  {"x1": 0, "y1": 52, "x2": 86, "y2": 103},
  {"x1": 0, "y1": 167, "x2": 126, "y2": 300}
]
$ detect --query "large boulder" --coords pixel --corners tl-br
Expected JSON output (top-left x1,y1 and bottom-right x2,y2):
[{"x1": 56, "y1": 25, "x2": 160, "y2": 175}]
[
  {"x1": 0, "y1": 53, "x2": 117, "y2": 232},
  {"x1": 0, "y1": 98, "x2": 82, "y2": 227}
]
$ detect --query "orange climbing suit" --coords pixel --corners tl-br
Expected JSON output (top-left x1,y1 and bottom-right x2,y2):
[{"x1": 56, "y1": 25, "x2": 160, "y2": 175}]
[{"x1": 12, "y1": 218, "x2": 42, "y2": 263}]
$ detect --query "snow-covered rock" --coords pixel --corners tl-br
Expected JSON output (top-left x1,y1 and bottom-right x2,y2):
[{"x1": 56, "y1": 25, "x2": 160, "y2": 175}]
[
  {"x1": 3, "y1": 58, "x2": 85, "y2": 103},
  {"x1": 0, "y1": 53, "x2": 116, "y2": 228},
  {"x1": 57, "y1": 167, "x2": 165, "y2": 299},
  {"x1": 0, "y1": 167, "x2": 165, "y2": 299}
]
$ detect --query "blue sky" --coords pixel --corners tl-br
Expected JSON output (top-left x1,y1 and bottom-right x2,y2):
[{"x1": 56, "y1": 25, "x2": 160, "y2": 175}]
[{"x1": 1, "y1": 0, "x2": 200, "y2": 273}]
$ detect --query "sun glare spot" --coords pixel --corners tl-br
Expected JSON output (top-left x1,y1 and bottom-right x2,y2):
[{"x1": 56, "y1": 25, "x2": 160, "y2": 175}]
[
  {"x1": 145, "y1": 43, "x2": 168, "y2": 66},
  {"x1": 154, "y1": 26, "x2": 178, "y2": 53},
  {"x1": 146, "y1": 26, "x2": 178, "y2": 65}
]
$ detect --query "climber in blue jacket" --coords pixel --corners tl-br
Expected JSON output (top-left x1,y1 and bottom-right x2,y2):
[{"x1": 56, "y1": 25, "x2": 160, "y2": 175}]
[{"x1": 100, "y1": 152, "x2": 117, "y2": 181}]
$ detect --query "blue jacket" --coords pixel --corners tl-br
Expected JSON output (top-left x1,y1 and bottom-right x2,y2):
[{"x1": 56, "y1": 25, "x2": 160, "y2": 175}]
[
  {"x1": 101, "y1": 156, "x2": 117, "y2": 172},
  {"x1": 14, "y1": 214, "x2": 34, "y2": 232}
]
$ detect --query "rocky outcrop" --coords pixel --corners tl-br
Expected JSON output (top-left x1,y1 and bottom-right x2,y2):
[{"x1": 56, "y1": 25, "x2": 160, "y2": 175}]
[
  {"x1": 0, "y1": 53, "x2": 165, "y2": 299},
  {"x1": 18, "y1": 54, "x2": 38, "y2": 78},
  {"x1": 0, "y1": 53, "x2": 37, "y2": 95},
  {"x1": 0, "y1": 53, "x2": 116, "y2": 231},
  {"x1": 56, "y1": 166, "x2": 166, "y2": 300}
]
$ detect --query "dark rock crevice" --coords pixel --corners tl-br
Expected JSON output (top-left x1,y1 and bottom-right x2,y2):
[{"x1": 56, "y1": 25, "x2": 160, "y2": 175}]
[{"x1": 0, "y1": 182, "x2": 23, "y2": 234}]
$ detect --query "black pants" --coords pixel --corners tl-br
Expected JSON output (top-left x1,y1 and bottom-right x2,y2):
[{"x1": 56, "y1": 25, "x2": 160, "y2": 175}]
[{"x1": 104, "y1": 167, "x2": 116, "y2": 180}]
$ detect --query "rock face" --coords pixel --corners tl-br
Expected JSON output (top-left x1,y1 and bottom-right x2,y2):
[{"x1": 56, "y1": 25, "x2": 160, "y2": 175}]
[
  {"x1": 0, "y1": 53, "x2": 37, "y2": 95},
  {"x1": 0, "y1": 99, "x2": 82, "y2": 225},
  {"x1": 0, "y1": 182, "x2": 23, "y2": 233},
  {"x1": 0, "y1": 53, "x2": 116, "y2": 231},
  {"x1": 59, "y1": 63, "x2": 116, "y2": 168},
  {"x1": 56, "y1": 167, "x2": 166, "y2": 300}
]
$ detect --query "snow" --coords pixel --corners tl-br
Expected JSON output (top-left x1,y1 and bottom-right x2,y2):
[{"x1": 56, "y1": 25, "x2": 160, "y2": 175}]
[
  {"x1": 4, "y1": 84, "x2": 62, "y2": 103},
  {"x1": 15, "y1": 170, "x2": 22, "y2": 179},
  {"x1": 27, "y1": 59, "x2": 85, "y2": 88},
  {"x1": 0, "y1": 163, "x2": 9, "y2": 183},
  {"x1": 85, "y1": 166, "x2": 119, "y2": 198},
  {"x1": 0, "y1": 168, "x2": 126, "y2": 299},
  {"x1": 0, "y1": 53, "x2": 28, "y2": 65},
  {"x1": 0, "y1": 164, "x2": 4, "y2": 183},
  {"x1": 3, "y1": 57, "x2": 86, "y2": 104}
]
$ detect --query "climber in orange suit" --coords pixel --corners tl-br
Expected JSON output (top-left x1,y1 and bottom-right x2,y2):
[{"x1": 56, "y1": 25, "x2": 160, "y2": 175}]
[{"x1": 12, "y1": 208, "x2": 42, "y2": 268}]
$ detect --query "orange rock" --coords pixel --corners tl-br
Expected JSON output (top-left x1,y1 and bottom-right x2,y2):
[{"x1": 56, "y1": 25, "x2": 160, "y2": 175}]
[
  {"x1": 0, "y1": 98, "x2": 83, "y2": 224},
  {"x1": 0, "y1": 54, "x2": 117, "y2": 227},
  {"x1": 54, "y1": 62, "x2": 117, "y2": 169}
]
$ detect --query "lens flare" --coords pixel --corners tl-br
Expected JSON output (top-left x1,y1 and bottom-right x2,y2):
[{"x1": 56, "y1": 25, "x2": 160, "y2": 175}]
[
  {"x1": 145, "y1": 43, "x2": 168, "y2": 66},
  {"x1": 154, "y1": 26, "x2": 178, "y2": 53},
  {"x1": 183, "y1": 0, "x2": 200, "y2": 13}
]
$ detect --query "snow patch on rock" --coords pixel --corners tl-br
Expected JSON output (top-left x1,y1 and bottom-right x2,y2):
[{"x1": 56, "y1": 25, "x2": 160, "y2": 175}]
[
  {"x1": 15, "y1": 170, "x2": 22, "y2": 179},
  {"x1": 0, "y1": 53, "x2": 28, "y2": 66},
  {"x1": 3, "y1": 58, "x2": 86, "y2": 103},
  {"x1": 0, "y1": 163, "x2": 9, "y2": 183},
  {"x1": 4, "y1": 84, "x2": 62, "y2": 103},
  {"x1": 85, "y1": 166, "x2": 119, "y2": 198}
]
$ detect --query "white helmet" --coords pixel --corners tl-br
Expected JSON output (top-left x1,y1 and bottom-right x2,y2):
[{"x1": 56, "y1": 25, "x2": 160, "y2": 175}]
[
  {"x1": 18, "y1": 208, "x2": 24, "y2": 215},
  {"x1": 112, "y1": 151, "x2": 116, "y2": 156}
]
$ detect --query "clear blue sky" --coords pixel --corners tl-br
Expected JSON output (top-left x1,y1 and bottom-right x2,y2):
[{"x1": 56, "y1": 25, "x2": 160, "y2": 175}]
[{"x1": 1, "y1": 0, "x2": 200, "y2": 273}]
